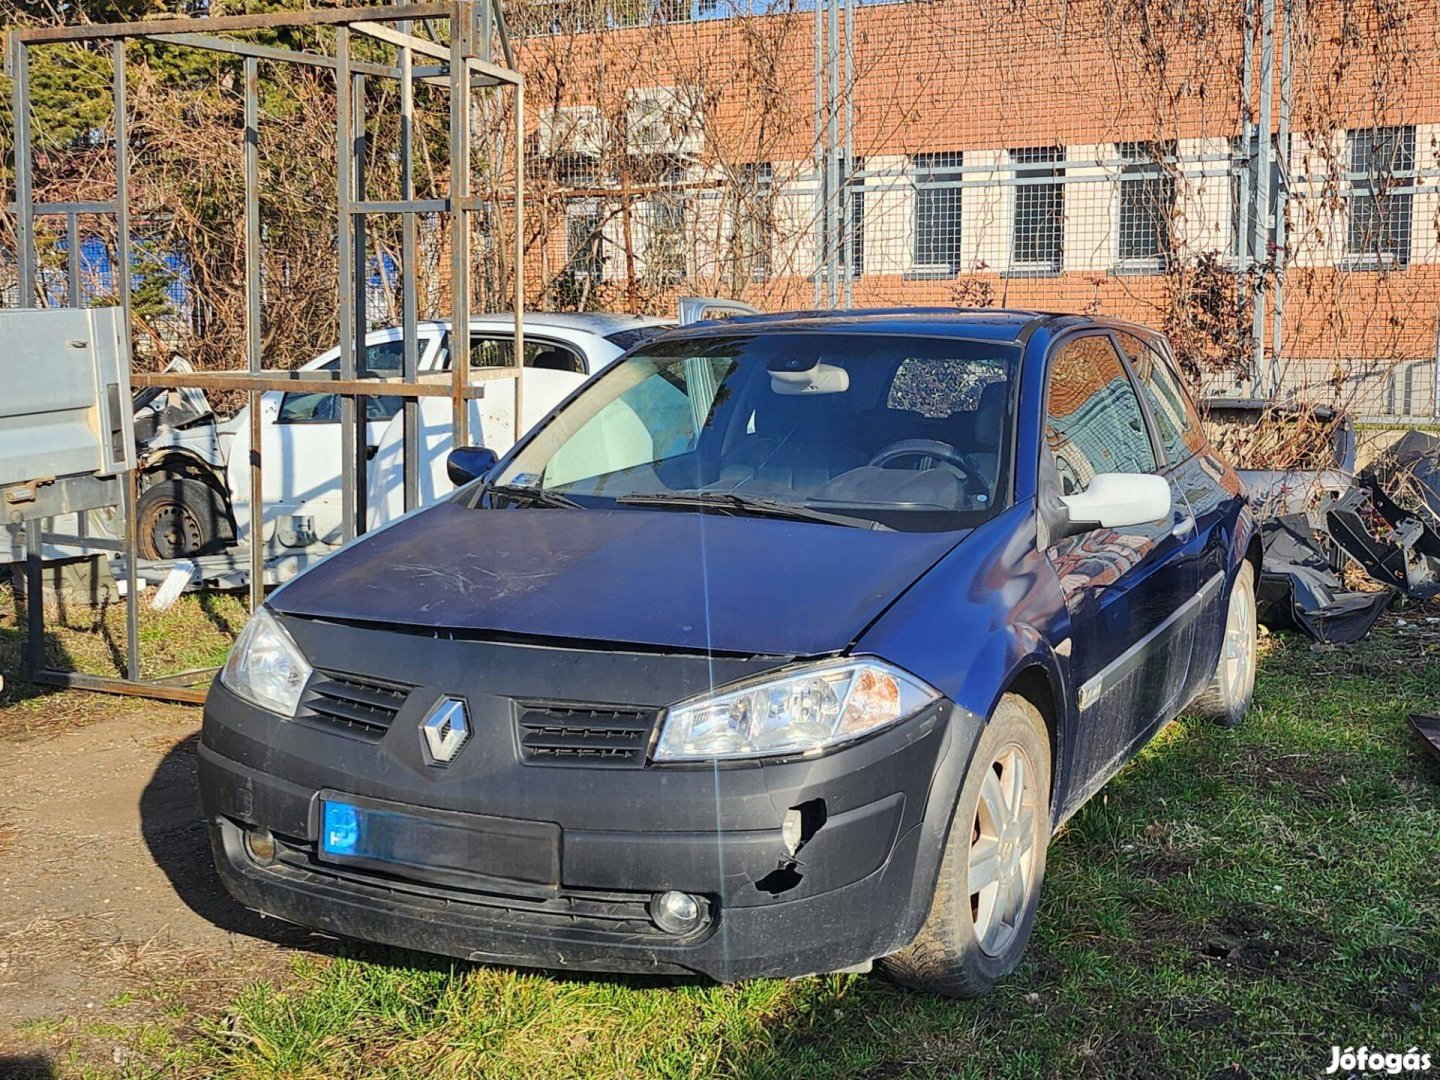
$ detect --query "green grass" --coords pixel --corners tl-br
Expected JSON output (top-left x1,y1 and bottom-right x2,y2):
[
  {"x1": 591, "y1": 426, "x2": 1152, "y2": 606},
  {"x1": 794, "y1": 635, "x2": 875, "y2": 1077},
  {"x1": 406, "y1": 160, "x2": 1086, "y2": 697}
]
[
  {"x1": 168, "y1": 625, "x2": 1440, "y2": 1080},
  {"x1": 4, "y1": 590, "x2": 1438, "y2": 1078}
]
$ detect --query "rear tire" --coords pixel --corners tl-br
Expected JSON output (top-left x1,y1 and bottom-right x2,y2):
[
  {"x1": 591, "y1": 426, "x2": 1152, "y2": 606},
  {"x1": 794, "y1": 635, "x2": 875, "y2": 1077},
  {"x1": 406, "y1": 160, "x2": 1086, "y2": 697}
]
[
  {"x1": 135, "y1": 476, "x2": 231, "y2": 560},
  {"x1": 878, "y1": 694, "x2": 1052, "y2": 998},
  {"x1": 1191, "y1": 562, "x2": 1258, "y2": 728}
]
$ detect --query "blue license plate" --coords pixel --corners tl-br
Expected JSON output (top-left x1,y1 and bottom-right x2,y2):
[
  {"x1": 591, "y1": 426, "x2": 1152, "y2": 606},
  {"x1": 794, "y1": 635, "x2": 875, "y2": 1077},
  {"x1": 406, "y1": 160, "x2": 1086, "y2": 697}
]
[{"x1": 321, "y1": 799, "x2": 365, "y2": 857}]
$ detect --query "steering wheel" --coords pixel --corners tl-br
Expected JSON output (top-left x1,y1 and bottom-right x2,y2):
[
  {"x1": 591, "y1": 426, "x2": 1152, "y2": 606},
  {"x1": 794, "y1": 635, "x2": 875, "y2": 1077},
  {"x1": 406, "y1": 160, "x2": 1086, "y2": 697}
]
[{"x1": 868, "y1": 438, "x2": 970, "y2": 474}]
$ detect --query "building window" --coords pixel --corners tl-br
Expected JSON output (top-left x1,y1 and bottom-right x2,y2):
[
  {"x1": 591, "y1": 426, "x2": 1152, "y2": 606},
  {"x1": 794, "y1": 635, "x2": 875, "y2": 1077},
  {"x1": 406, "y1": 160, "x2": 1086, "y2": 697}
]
[
  {"x1": 735, "y1": 161, "x2": 773, "y2": 283},
  {"x1": 1117, "y1": 140, "x2": 1176, "y2": 269},
  {"x1": 643, "y1": 165, "x2": 688, "y2": 287},
  {"x1": 1347, "y1": 125, "x2": 1415, "y2": 269},
  {"x1": 1010, "y1": 145, "x2": 1064, "y2": 273},
  {"x1": 912, "y1": 151, "x2": 963, "y2": 276},
  {"x1": 565, "y1": 200, "x2": 605, "y2": 279}
]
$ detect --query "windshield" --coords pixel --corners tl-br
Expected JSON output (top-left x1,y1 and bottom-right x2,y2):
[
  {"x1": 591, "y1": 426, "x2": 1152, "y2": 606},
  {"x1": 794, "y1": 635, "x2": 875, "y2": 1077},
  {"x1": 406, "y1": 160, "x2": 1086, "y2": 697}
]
[{"x1": 491, "y1": 331, "x2": 1019, "y2": 531}]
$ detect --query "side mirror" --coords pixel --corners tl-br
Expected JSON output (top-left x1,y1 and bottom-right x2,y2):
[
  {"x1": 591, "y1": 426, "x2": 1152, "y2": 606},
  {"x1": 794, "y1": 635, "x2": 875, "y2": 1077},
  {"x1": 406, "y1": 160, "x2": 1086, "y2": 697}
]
[
  {"x1": 1059, "y1": 473, "x2": 1171, "y2": 532},
  {"x1": 446, "y1": 445, "x2": 499, "y2": 487}
]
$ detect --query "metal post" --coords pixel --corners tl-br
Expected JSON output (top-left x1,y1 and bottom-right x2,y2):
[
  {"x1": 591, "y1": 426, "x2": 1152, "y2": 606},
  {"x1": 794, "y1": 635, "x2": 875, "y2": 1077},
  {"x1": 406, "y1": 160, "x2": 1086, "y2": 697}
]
[
  {"x1": 400, "y1": 26, "x2": 421, "y2": 512},
  {"x1": 352, "y1": 71, "x2": 370, "y2": 534},
  {"x1": 12, "y1": 36, "x2": 35, "y2": 306},
  {"x1": 1270, "y1": 0, "x2": 1292, "y2": 387},
  {"x1": 842, "y1": 0, "x2": 853, "y2": 309},
  {"x1": 826, "y1": 0, "x2": 839, "y2": 308},
  {"x1": 1237, "y1": 0, "x2": 1255, "y2": 317},
  {"x1": 812, "y1": 0, "x2": 824, "y2": 307},
  {"x1": 1252, "y1": 0, "x2": 1276, "y2": 394},
  {"x1": 66, "y1": 213, "x2": 81, "y2": 303},
  {"x1": 244, "y1": 56, "x2": 264, "y2": 612},
  {"x1": 24, "y1": 520, "x2": 44, "y2": 677},
  {"x1": 337, "y1": 28, "x2": 357, "y2": 544},
  {"x1": 513, "y1": 79, "x2": 526, "y2": 445},
  {"x1": 450, "y1": 3, "x2": 472, "y2": 447},
  {"x1": 115, "y1": 40, "x2": 139, "y2": 681}
]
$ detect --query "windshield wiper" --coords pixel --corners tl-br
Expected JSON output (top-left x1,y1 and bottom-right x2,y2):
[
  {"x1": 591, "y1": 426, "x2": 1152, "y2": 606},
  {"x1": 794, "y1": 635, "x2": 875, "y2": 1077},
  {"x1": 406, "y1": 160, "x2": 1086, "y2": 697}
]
[
  {"x1": 615, "y1": 490, "x2": 889, "y2": 530},
  {"x1": 485, "y1": 482, "x2": 583, "y2": 510}
]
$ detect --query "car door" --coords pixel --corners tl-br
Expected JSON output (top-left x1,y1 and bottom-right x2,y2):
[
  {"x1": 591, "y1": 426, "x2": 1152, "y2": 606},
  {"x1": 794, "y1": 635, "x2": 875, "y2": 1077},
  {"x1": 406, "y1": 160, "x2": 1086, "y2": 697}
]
[
  {"x1": 1040, "y1": 332, "x2": 1198, "y2": 810},
  {"x1": 230, "y1": 330, "x2": 437, "y2": 550},
  {"x1": 1116, "y1": 330, "x2": 1240, "y2": 705}
]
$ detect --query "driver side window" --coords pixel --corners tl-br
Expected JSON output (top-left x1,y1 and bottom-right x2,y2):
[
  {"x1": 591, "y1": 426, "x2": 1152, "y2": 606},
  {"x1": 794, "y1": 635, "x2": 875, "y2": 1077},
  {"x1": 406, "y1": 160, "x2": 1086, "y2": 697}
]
[{"x1": 1044, "y1": 335, "x2": 1156, "y2": 496}]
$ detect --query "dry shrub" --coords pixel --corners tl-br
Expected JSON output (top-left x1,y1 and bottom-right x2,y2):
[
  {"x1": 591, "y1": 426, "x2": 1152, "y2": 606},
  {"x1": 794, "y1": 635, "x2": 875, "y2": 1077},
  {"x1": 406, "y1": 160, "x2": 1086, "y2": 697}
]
[{"x1": 1202, "y1": 402, "x2": 1349, "y2": 474}]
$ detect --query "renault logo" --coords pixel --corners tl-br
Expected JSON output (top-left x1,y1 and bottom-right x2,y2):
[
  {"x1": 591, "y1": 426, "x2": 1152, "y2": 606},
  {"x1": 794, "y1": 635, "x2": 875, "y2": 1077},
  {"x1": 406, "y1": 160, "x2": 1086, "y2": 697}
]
[{"x1": 419, "y1": 697, "x2": 470, "y2": 766}]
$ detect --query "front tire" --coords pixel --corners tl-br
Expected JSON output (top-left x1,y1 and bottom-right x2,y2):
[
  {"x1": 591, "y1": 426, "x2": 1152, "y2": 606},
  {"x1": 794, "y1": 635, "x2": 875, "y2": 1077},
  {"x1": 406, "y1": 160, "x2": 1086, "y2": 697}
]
[
  {"x1": 1191, "y1": 561, "x2": 1258, "y2": 727},
  {"x1": 135, "y1": 476, "x2": 231, "y2": 560},
  {"x1": 879, "y1": 694, "x2": 1052, "y2": 998}
]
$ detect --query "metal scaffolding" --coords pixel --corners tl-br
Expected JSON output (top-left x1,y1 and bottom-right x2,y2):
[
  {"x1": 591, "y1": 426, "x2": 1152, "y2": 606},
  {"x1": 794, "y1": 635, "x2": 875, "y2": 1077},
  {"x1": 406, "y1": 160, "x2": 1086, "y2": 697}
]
[{"x1": 8, "y1": 2, "x2": 524, "y2": 703}]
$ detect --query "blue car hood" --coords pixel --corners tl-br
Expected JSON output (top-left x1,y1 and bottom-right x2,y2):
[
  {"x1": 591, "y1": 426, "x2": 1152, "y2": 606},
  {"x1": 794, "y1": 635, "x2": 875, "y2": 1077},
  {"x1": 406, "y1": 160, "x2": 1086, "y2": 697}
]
[{"x1": 270, "y1": 502, "x2": 967, "y2": 656}]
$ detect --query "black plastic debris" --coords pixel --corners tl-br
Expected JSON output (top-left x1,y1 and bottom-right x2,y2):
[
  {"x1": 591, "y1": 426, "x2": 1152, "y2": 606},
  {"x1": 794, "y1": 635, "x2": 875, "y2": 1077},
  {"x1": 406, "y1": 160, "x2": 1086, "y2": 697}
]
[
  {"x1": 1255, "y1": 513, "x2": 1393, "y2": 644},
  {"x1": 1409, "y1": 714, "x2": 1440, "y2": 764},
  {"x1": 1373, "y1": 430, "x2": 1440, "y2": 523},
  {"x1": 1327, "y1": 481, "x2": 1440, "y2": 600}
]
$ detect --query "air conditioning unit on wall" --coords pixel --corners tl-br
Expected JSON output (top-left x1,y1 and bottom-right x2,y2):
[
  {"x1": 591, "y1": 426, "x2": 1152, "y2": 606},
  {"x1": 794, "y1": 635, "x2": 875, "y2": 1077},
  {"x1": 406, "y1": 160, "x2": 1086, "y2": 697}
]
[
  {"x1": 537, "y1": 105, "x2": 609, "y2": 160},
  {"x1": 626, "y1": 87, "x2": 703, "y2": 158}
]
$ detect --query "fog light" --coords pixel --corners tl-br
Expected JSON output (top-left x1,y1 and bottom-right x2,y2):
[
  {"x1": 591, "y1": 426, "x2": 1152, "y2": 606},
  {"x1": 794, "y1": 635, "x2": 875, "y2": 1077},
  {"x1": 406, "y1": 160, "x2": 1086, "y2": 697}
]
[
  {"x1": 244, "y1": 826, "x2": 277, "y2": 865},
  {"x1": 650, "y1": 890, "x2": 703, "y2": 935}
]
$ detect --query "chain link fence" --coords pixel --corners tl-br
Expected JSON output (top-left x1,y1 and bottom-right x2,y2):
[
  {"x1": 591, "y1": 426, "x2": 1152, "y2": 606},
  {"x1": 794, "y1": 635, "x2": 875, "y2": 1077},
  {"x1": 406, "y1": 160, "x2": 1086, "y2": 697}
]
[{"x1": 3, "y1": 0, "x2": 1437, "y2": 423}]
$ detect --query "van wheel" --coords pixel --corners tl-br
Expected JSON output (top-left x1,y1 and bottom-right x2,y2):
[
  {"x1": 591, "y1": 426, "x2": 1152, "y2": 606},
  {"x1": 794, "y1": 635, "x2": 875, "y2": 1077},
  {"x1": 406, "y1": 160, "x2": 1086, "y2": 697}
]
[
  {"x1": 1191, "y1": 562, "x2": 1257, "y2": 728},
  {"x1": 135, "y1": 477, "x2": 230, "y2": 560},
  {"x1": 879, "y1": 694, "x2": 1051, "y2": 998}
]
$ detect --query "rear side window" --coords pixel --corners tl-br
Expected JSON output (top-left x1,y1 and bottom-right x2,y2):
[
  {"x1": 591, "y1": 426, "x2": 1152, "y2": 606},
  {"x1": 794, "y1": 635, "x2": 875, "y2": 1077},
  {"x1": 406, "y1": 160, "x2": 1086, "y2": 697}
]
[
  {"x1": 1116, "y1": 332, "x2": 1206, "y2": 464},
  {"x1": 1044, "y1": 335, "x2": 1156, "y2": 496},
  {"x1": 278, "y1": 339, "x2": 411, "y2": 423}
]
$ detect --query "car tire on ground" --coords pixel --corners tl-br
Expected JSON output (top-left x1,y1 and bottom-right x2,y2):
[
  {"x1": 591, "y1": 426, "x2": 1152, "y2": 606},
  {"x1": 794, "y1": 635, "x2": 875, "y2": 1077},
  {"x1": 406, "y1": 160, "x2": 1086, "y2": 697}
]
[
  {"x1": 878, "y1": 693, "x2": 1052, "y2": 998},
  {"x1": 1191, "y1": 562, "x2": 1258, "y2": 728},
  {"x1": 135, "y1": 476, "x2": 231, "y2": 560}
]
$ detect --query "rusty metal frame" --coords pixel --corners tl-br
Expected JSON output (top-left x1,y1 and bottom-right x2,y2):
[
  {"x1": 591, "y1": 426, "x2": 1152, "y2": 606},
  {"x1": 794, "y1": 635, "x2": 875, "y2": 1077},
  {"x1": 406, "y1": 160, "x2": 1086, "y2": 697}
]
[{"x1": 8, "y1": 2, "x2": 523, "y2": 704}]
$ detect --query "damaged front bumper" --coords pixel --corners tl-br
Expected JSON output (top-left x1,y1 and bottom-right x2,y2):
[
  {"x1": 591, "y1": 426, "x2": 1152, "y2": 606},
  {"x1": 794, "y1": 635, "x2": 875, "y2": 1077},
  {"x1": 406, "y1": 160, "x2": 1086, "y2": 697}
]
[{"x1": 197, "y1": 617, "x2": 982, "y2": 980}]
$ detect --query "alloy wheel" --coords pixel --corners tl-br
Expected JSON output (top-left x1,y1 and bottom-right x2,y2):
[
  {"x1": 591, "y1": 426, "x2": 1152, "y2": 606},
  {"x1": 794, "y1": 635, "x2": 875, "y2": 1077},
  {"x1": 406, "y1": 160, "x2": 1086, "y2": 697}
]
[
  {"x1": 1223, "y1": 578, "x2": 1255, "y2": 704},
  {"x1": 969, "y1": 744, "x2": 1040, "y2": 957}
]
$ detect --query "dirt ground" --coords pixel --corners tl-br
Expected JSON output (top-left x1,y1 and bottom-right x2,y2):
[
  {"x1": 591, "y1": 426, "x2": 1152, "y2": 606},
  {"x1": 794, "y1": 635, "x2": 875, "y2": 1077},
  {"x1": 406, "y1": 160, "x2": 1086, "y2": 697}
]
[{"x1": 0, "y1": 700, "x2": 322, "y2": 1071}]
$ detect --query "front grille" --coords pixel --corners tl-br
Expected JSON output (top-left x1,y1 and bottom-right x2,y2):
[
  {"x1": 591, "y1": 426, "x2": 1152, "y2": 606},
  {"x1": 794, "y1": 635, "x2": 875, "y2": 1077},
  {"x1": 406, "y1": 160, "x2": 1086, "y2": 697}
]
[
  {"x1": 300, "y1": 671, "x2": 412, "y2": 740},
  {"x1": 516, "y1": 702, "x2": 656, "y2": 767}
]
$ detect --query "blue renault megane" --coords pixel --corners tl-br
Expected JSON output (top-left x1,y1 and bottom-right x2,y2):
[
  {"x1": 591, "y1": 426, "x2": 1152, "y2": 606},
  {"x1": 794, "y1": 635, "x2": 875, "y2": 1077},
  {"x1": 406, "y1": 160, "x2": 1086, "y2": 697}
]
[{"x1": 200, "y1": 309, "x2": 1258, "y2": 997}]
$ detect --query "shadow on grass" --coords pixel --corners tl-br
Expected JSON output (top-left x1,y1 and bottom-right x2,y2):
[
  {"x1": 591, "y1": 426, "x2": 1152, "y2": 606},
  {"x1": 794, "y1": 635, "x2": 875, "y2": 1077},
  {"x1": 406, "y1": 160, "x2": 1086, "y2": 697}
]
[{"x1": 0, "y1": 1054, "x2": 58, "y2": 1080}]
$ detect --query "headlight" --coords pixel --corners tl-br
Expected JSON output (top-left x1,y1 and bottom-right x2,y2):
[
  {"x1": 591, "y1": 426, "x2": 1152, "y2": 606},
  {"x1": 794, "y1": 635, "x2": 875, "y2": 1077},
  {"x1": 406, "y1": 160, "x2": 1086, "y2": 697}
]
[
  {"x1": 219, "y1": 606, "x2": 312, "y2": 717},
  {"x1": 653, "y1": 658, "x2": 939, "y2": 762}
]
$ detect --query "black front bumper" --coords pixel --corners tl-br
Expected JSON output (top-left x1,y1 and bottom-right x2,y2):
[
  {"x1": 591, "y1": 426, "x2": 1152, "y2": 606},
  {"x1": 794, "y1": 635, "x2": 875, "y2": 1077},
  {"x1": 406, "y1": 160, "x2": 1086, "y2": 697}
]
[{"x1": 197, "y1": 616, "x2": 983, "y2": 981}]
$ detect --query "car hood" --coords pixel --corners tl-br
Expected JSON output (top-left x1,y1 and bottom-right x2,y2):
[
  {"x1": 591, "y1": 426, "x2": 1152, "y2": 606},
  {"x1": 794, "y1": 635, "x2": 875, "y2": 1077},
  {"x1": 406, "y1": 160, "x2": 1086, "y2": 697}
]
[{"x1": 270, "y1": 501, "x2": 967, "y2": 656}]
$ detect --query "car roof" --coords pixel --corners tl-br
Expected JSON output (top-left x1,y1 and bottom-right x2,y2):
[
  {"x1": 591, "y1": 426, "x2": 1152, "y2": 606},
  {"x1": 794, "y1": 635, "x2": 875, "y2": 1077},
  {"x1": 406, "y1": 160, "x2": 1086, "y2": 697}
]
[
  {"x1": 413, "y1": 312, "x2": 672, "y2": 334},
  {"x1": 665, "y1": 307, "x2": 1148, "y2": 343}
]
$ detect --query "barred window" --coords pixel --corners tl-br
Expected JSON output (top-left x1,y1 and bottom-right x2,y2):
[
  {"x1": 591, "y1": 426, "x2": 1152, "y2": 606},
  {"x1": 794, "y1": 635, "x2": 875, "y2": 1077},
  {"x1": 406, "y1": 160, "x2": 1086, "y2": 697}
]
[
  {"x1": 565, "y1": 201, "x2": 604, "y2": 279},
  {"x1": 1010, "y1": 146, "x2": 1064, "y2": 272},
  {"x1": 736, "y1": 161, "x2": 774, "y2": 283},
  {"x1": 1347, "y1": 126, "x2": 1415, "y2": 269},
  {"x1": 643, "y1": 166, "x2": 688, "y2": 286},
  {"x1": 1117, "y1": 141, "x2": 1176, "y2": 266},
  {"x1": 913, "y1": 151, "x2": 963, "y2": 274}
]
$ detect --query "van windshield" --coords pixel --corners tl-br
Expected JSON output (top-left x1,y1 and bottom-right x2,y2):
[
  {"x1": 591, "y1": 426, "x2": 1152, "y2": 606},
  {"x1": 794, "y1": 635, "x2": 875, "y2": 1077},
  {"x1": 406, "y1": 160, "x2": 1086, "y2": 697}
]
[{"x1": 491, "y1": 331, "x2": 1020, "y2": 531}]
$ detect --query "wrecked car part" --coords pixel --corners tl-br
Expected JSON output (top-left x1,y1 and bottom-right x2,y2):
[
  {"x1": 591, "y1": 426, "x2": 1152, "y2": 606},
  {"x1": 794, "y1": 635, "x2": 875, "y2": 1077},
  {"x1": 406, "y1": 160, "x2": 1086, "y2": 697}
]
[
  {"x1": 1371, "y1": 430, "x2": 1440, "y2": 524},
  {"x1": 1409, "y1": 714, "x2": 1440, "y2": 764},
  {"x1": 1327, "y1": 478, "x2": 1440, "y2": 600},
  {"x1": 1254, "y1": 512, "x2": 1393, "y2": 645}
]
